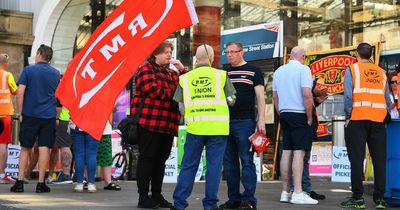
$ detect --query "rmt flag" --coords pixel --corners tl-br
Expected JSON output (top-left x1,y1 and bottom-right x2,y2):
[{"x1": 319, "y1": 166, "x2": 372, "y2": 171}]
[{"x1": 56, "y1": 0, "x2": 198, "y2": 139}]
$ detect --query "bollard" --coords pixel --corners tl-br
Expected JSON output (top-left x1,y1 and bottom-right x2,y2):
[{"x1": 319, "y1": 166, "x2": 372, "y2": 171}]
[
  {"x1": 11, "y1": 113, "x2": 20, "y2": 145},
  {"x1": 332, "y1": 116, "x2": 346, "y2": 146}
]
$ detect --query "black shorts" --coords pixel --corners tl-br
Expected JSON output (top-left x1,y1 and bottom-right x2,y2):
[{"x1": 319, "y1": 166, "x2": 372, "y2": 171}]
[
  {"x1": 19, "y1": 116, "x2": 56, "y2": 148},
  {"x1": 280, "y1": 112, "x2": 312, "y2": 151},
  {"x1": 55, "y1": 120, "x2": 72, "y2": 147}
]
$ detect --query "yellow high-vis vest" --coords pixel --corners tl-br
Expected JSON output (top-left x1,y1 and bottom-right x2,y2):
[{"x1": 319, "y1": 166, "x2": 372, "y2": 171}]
[
  {"x1": 0, "y1": 70, "x2": 14, "y2": 116},
  {"x1": 179, "y1": 66, "x2": 230, "y2": 135},
  {"x1": 59, "y1": 107, "x2": 70, "y2": 121},
  {"x1": 350, "y1": 62, "x2": 387, "y2": 123}
]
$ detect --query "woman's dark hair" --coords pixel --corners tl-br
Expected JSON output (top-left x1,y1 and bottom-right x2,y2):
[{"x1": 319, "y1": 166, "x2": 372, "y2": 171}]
[
  {"x1": 147, "y1": 41, "x2": 173, "y2": 63},
  {"x1": 388, "y1": 71, "x2": 398, "y2": 93}
]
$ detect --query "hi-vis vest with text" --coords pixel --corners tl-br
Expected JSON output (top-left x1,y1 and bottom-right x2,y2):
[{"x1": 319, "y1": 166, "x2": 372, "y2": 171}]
[
  {"x1": 179, "y1": 66, "x2": 230, "y2": 135},
  {"x1": 350, "y1": 62, "x2": 387, "y2": 122},
  {"x1": 0, "y1": 70, "x2": 14, "y2": 116}
]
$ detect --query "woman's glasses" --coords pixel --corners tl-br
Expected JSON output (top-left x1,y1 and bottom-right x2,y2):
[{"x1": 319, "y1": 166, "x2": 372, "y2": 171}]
[{"x1": 390, "y1": 81, "x2": 397, "y2": 84}]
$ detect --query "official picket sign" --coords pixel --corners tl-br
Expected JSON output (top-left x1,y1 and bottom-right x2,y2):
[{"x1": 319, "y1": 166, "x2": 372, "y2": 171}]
[
  {"x1": 331, "y1": 146, "x2": 351, "y2": 182},
  {"x1": 164, "y1": 147, "x2": 178, "y2": 183},
  {"x1": 6, "y1": 144, "x2": 21, "y2": 177}
]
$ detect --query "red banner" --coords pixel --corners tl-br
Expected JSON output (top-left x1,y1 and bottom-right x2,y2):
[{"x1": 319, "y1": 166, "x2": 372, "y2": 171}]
[{"x1": 56, "y1": 0, "x2": 198, "y2": 139}]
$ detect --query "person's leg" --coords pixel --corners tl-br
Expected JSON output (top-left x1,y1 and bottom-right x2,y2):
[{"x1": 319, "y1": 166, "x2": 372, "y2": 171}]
[
  {"x1": 0, "y1": 116, "x2": 12, "y2": 180},
  {"x1": 235, "y1": 120, "x2": 257, "y2": 205},
  {"x1": 292, "y1": 150, "x2": 305, "y2": 194},
  {"x1": 367, "y1": 122, "x2": 386, "y2": 202},
  {"x1": 151, "y1": 133, "x2": 173, "y2": 196},
  {"x1": 345, "y1": 121, "x2": 368, "y2": 199},
  {"x1": 301, "y1": 151, "x2": 312, "y2": 192},
  {"x1": 280, "y1": 150, "x2": 293, "y2": 193},
  {"x1": 60, "y1": 147, "x2": 72, "y2": 176},
  {"x1": 37, "y1": 147, "x2": 50, "y2": 183},
  {"x1": 37, "y1": 118, "x2": 56, "y2": 184},
  {"x1": 0, "y1": 144, "x2": 8, "y2": 175},
  {"x1": 173, "y1": 133, "x2": 204, "y2": 210},
  {"x1": 203, "y1": 136, "x2": 227, "y2": 210},
  {"x1": 48, "y1": 147, "x2": 59, "y2": 180},
  {"x1": 17, "y1": 147, "x2": 32, "y2": 181},
  {"x1": 25, "y1": 145, "x2": 39, "y2": 179},
  {"x1": 222, "y1": 121, "x2": 241, "y2": 204},
  {"x1": 84, "y1": 133, "x2": 99, "y2": 184},
  {"x1": 71, "y1": 129, "x2": 85, "y2": 184}
]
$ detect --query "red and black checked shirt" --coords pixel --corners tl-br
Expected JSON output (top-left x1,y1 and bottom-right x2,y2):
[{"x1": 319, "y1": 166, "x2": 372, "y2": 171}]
[{"x1": 131, "y1": 62, "x2": 185, "y2": 136}]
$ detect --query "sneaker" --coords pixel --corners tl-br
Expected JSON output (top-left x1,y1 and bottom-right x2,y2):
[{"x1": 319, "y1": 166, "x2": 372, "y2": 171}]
[
  {"x1": 290, "y1": 192, "x2": 318, "y2": 205},
  {"x1": 74, "y1": 183, "x2": 84, "y2": 192},
  {"x1": 238, "y1": 200, "x2": 257, "y2": 210},
  {"x1": 280, "y1": 191, "x2": 292, "y2": 203},
  {"x1": 36, "y1": 182, "x2": 51, "y2": 193},
  {"x1": 0, "y1": 175, "x2": 16, "y2": 183},
  {"x1": 151, "y1": 194, "x2": 172, "y2": 208},
  {"x1": 10, "y1": 180, "x2": 24, "y2": 193},
  {"x1": 87, "y1": 183, "x2": 96, "y2": 193},
  {"x1": 46, "y1": 177, "x2": 53, "y2": 184},
  {"x1": 53, "y1": 174, "x2": 73, "y2": 184},
  {"x1": 375, "y1": 199, "x2": 387, "y2": 209},
  {"x1": 340, "y1": 197, "x2": 366, "y2": 209},
  {"x1": 138, "y1": 196, "x2": 160, "y2": 209},
  {"x1": 219, "y1": 200, "x2": 241, "y2": 209},
  {"x1": 308, "y1": 191, "x2": 326, "y2": 200}
]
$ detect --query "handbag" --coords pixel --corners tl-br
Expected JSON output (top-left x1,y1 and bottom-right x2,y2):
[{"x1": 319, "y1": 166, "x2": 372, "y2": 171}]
[{"x1": 117, "y1": 96, "x2": 145, "y2": 145}]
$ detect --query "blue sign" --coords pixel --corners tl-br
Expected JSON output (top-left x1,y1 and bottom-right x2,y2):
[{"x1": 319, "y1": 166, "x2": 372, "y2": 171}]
[{"x1": 220, "y1": 22, "x2": 283, "y2": 65}]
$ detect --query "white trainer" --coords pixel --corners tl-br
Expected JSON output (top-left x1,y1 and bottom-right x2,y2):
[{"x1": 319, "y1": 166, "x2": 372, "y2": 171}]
[
  {"x1": 87, "y1": 183, "x2": 96, "y2": 193},
  {"x1": 280, "y1": 191, "x2": 292, "y2": 203},
  {"x1": 74, "y1": 183, "x2": 84, "y2": 192},
  {"x1": 290, "y1": 192, "x2": 318, "y2": 205}
]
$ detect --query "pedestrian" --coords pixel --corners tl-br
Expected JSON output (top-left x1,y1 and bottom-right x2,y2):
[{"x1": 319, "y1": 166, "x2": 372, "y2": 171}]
[
  {"x1": 341, "y1": 43, "x2": 390, "y2": 209},
  {"x1": 97, "y1": 120, "x2": 121, "y2": 191},
  {"x1": 219, "y1": 42, "x2": 265, "y2": 210},
  {"x1": 11, "y1": 44, "x2": 60, "y2": 193},
  {"x1": 273, "y1": 46, "x2": 318, "y2": 205},
  {"x1": 132, "y1": 41, "x2": 187, "y2": 209},
  {"x1": 387, "y1": 71, "x2": 399, "y2": 119},
  {"x1": 0, "y1": 53, "x2": 18, "y2": 183},
  {"x1": 171, "y1": 44, "x2": 236, "y2": 210}
]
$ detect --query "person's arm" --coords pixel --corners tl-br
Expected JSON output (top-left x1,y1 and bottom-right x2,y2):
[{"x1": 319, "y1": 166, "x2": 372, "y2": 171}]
[
  {"x1": 385, "y1": 80, "x2": 391, "y2": 112},
  {"x1": 224, "y1": 76, "x2": 236, "y2": 106},
  {"x1": 272, "y1": 91, "x2": 279, "y2": 114},
  {"x1": 343, "y1": 67, "x2": 353, "y2": 120},
  {"x1": 255, "y1": 85, "x2": 266, "y2": 134},
  {"x1": 16, "y1": 84, "x2": 26, "y2": 121},
  {"x1": 136, "y1": 64, "x2": 174, "y2": 99},
  {"x1": 7, "y1": 73, "x2": 17, "y2": 95},
  {"x1": 302, "y1": 87, "x2": 314, "y2": 125},
  {"x1": 172, "y1": 83, "x2": 184, "y2": 115}
]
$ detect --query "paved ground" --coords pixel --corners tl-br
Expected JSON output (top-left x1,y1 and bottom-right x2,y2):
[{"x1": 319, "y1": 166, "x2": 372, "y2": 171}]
[{"x1": 0, "y1": 179, "x2": 398, "y2": 210}]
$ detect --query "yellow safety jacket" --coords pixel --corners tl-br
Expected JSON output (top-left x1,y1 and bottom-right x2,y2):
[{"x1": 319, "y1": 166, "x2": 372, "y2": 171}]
[
  {"x1": 179, "y1": 66, "x2": 230, "y2": 135},
  {"x1": 350, "y1": 62, "x2": 387, "y2": 122},
  {"x1": 0, "y1": 69, "x2": 16, "y2": 116},
  {"x1": 59, "y1": 107, "x2": 70, "y2": 121}
]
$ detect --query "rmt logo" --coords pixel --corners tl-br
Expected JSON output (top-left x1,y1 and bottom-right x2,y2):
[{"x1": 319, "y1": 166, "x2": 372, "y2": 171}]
[{"x1": 192, "y1": 77, "x2": 212, "y2": 87}]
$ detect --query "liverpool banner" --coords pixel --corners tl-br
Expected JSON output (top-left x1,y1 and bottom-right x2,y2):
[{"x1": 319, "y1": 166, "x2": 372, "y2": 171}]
[
  {"x1": 304, "y1": 43, "x2": 380, "y2": 94},
  {"x1": 56, "y1": 0, "x2": 198, "y2": 139}
]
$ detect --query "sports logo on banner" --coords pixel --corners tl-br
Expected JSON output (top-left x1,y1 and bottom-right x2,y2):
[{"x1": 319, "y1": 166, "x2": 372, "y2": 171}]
[
  {"x1": 56, "y1": 0, "x2": 198, "y2": 139},
  {"x1": 304, "y1": 43, "x2": 380, "y2": 94}
]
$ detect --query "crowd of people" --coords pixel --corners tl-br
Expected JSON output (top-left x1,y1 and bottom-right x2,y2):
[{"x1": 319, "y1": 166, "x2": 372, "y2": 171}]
[{"x1": 0, "y1": 41, "x2": 393, "y2": 210}]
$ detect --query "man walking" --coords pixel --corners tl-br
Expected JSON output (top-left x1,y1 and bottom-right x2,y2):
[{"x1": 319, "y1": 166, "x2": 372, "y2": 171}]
[
  {"x1": 341, "y1": 43, "x2": 390, "y2": 209},
  {"x1": 0, "y1": 53, "x2": 17, "y2": 183},
  {"x1": 10, "y1": 44, "x2": 60, "y2": 193},
  {"x1": 273, "y1": 46, "x2": 318, "y2": 205},
  {"x1": 171, "y1": 44, "x2": 236, "y2": 210},
  {"x1": 219, "y1": 42, "x2": 265, "y2": 210}
]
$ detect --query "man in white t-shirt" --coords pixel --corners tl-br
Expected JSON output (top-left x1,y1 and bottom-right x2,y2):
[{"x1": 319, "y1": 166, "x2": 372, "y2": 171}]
[{"x1": 272, "y1": 46, "x2": 317, "y2": 205}]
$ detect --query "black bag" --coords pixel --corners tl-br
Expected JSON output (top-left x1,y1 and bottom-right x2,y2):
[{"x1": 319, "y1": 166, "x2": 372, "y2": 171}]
[
  {"x1": 384, "y1": 110, "x2": 392, "y2": 125},
  {"x1": 117, "y1": 96, "x2": 145, "y2": 145},
  {"x1": 0, "y1": 119, "x2": 4, "y2": 135}
]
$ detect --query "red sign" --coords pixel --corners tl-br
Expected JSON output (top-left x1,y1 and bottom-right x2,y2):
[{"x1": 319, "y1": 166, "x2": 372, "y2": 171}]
[{"x1": 56, "y1": 0, "x2": 198, "y2": 139}]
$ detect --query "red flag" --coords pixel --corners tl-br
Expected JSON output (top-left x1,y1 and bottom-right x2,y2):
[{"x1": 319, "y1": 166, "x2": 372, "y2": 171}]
[{"x1": 56, "y1": 0, "x2": 198, "y2": 140}]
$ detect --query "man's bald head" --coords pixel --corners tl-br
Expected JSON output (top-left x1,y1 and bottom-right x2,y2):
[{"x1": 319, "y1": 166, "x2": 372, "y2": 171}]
[
  {"x1": 0, "y1": 54, "x2": 8, "y2": 65},
  {"x1": 195, "y1": 44, "x2": 214, "y2": 65},
  {"x1": 290, "y1": 46, "x2": 306, "y2": 64}
]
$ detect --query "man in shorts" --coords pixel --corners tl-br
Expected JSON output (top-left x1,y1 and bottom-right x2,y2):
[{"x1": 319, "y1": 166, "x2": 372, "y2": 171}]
[{"x1": 10, "y1": 44, "x2": 60, "y2": 193}]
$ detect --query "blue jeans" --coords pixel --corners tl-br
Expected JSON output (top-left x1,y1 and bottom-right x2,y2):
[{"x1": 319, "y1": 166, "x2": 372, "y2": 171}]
[
  {"x1": 173, "y1": 133, "x2": 227, "y2": 210},
  {"x1": 290, "y1": 150, "x2": 312, "y2": 192},
  {"x1": 71, "y1": 128, "x2": 99, "y2": 183},
  {"x1": 223, "y1": 119, "x2": 257, "y2": 204}
]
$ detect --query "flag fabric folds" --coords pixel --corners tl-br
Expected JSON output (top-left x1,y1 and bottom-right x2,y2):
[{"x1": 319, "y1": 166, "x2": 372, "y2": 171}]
[{"x1": 56, "y1": 0, "x2": 198, "y2": 139}]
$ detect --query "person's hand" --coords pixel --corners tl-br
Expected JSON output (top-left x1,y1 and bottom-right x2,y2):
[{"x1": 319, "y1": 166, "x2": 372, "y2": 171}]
[
  {"x1": 313, "y1": 85, "x2": 328, "y2": 97},
  {"x1": 56, "y1": 119, "x2": 60, "y2": 126},
  {"x1": 315, "y1": 95, "x2": 328, "y2": 104},
  {"x1": 391, "y1": 102, "x2": 397, "y2": 110},
  {"x1": 19, "y1": 115, "x2": 23, "y2": 122},
  {"x1": 307, "y1": 119, "x2": 312, "y2": 126},
  {"x1": 257, "y1": 120, "x2": 266, "y2": 135},
  {"x1": 170, "y1": 58, "x2": 184, "y2": 71}
]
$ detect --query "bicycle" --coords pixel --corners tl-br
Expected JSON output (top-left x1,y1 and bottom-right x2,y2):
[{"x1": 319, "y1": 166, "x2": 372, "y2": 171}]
[{"x1": 111, "y1": 131, "x2": 139, "y2": 180}]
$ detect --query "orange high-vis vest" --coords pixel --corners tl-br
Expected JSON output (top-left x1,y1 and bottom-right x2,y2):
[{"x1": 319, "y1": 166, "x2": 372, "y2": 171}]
[
  {"x1": 350, "y1": 62, "x2": 387, "y2": 123},
  {"x1": 0, "y1": 70, "x2": 14, "y2": 116}
]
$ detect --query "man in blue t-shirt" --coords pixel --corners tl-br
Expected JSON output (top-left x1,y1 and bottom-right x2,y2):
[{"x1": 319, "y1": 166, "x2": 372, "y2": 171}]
[
  {"x1": 219, "y1": 42, "x2": 266, "y2": 210},
  {"x1": 11, "y1": 44, "x2": 60, "y2": 193}
]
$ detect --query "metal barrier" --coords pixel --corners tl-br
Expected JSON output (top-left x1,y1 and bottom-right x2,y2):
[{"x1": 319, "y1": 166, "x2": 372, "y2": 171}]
[
  {"x1": 332, "y1": 116, "x2": 346, "y2": 146},
  {"x1": 11, "y1": 113, "x2": 19, "y2": 145}
]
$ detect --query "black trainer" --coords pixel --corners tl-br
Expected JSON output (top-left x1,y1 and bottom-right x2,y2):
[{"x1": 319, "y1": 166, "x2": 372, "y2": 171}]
[
  {"x1": 219, "y1": 200, "x2": 240, "y2": 209},
  {"x1": 152, "y1": 194, "x2": 172, "y2": 208},
  {"x1": 375, "y1": 198, "x2": 387, "y2": 209},
  {"x1": 308, "y1": 191, "x2": 326, "y2": 200},
  {"x1": 138, "y1": 195, "x2": 160, "y2": 209},
  {"x1": 36, "y1": 182, "x2": 51, "y2": 193},
  {"x1": 238, "y1": 200, "x2": 256, "y2": 210},
  {"x1": 10, "y1": 180, "x2": 24, "y2": 193},
  {"x1": 341, "y1": 197, "x2": 366, "y2": 209}
]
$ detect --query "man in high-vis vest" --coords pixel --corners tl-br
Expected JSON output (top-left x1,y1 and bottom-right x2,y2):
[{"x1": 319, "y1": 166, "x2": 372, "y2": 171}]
[
  {"x1": 342, "y1": 43, "x2": 391, "y2": 209},
  {"x1": 0, "y1": 53, "x2": 17, "y2": 183},
  {"x1": 171, "y1": 44, "x2": 236, "y2": 210}
]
